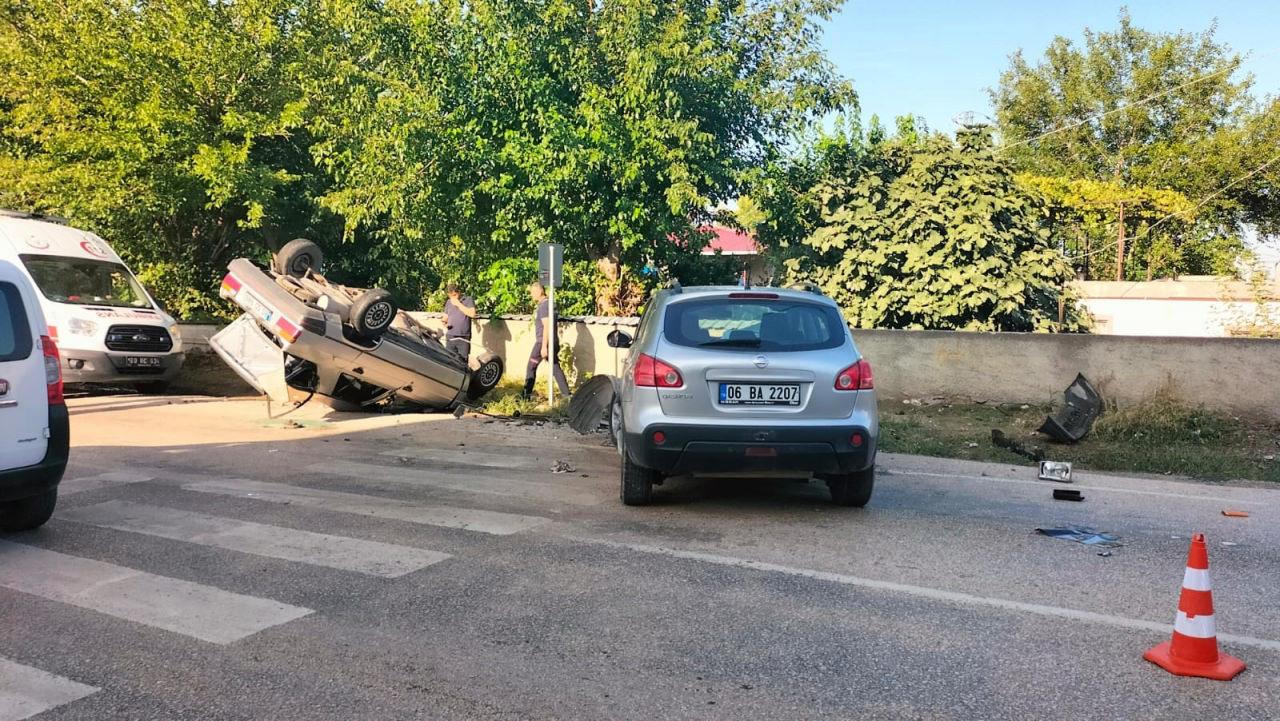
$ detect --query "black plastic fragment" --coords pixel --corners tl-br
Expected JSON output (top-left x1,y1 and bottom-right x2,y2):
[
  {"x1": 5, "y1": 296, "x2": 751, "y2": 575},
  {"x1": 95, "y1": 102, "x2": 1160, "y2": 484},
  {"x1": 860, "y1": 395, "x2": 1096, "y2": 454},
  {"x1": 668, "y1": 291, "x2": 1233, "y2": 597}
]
[{"x1": 1037, "y1": 373, "x2": 1103, "y2": 443}]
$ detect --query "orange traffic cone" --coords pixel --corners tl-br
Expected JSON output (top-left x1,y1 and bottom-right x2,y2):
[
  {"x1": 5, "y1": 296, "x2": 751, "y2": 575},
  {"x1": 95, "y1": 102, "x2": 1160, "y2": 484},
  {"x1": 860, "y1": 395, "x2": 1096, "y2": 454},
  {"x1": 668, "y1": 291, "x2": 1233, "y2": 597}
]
[{"x1": 1144, "y1": 533, "x2": 1245, "y2": 680}]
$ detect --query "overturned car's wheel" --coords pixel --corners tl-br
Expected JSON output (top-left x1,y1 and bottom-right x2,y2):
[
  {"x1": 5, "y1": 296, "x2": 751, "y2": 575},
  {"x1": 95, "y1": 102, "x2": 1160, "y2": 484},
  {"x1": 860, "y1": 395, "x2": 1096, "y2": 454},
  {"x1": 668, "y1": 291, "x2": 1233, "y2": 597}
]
[
  {"x1": 467, "y1": 353, "x2": 504, "y2": 401},
  {"x1": 350, "y1": 289, "x2": 397, "y2": 339},
  {"x1": 274, "y1": 238, "x2": 324, "y2": 278}
]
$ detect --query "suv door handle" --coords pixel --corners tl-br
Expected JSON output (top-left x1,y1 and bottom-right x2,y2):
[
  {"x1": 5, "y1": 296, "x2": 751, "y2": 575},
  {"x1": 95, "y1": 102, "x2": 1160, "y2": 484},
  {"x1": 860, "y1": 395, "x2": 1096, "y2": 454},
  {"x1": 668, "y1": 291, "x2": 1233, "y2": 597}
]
[{"x1": 0, "y1": 400, "x2": 17, "y2": 409}]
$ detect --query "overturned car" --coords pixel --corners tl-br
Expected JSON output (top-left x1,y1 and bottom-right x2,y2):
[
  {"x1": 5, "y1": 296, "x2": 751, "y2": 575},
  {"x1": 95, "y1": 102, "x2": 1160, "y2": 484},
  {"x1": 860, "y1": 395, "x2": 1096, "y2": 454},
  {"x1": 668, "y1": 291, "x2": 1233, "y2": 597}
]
[{"x1": 210, "y1": 239, "x2": 503, "y2": 411}]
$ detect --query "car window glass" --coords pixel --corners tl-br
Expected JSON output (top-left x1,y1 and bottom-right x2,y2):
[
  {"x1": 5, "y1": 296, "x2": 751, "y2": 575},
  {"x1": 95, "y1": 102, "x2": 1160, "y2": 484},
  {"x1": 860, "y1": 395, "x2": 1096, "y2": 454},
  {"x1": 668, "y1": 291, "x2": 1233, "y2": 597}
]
[
  {"x1": 0, "y1": 281, "x2": 35, "y2": 361},
  {"x1": 663, "y1": 298, "x2": 844, "y2": 352},
  {"x1": 19, "y1": 254, "x2": 150, "y2": 308}
]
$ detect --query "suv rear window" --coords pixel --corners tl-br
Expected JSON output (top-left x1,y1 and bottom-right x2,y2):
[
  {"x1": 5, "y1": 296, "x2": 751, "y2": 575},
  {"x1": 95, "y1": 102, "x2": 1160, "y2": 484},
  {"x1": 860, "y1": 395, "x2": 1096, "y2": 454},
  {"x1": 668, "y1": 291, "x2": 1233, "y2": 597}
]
[
  {"x1": 1, "y1": 281, "x2": 35, "y2": 362},
  {"x1": 662, "y1": 296, "x2": 846, "y2": 352}
]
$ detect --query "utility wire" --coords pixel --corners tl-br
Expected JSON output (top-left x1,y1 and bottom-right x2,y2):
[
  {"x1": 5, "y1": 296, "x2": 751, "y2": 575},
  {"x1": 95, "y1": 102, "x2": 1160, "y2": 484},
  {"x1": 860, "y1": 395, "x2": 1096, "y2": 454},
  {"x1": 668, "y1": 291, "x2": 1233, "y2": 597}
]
[
  {"x1": 1067, "y1": 149, "x2": 1280, "y2": 260},
  {"x1": 996, "y1": 45, "x2": 1280, "y2": 153}
]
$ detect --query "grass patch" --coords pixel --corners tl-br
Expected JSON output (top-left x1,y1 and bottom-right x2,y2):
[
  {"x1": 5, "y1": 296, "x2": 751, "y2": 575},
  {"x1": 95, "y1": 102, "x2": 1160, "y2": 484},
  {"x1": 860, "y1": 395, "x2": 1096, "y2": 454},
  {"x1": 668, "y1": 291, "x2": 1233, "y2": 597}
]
[
  {"x1": 879, "y1": 395, "x2": 1280, "y2": 483},
  {"x1": 476, "y1": 379, "x2": 570, "y2": 420}
]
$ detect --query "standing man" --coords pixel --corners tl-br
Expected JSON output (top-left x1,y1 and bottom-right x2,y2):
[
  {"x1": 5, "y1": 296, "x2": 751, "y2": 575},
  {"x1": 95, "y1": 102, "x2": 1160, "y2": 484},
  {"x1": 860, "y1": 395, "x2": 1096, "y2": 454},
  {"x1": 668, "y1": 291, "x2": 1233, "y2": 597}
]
[
  {"x1": 523, "y1": 280, "x2": 570, "y2": 399},
  {"x1": 443, "y1": 282, "x2": 477, "y2": 359}
]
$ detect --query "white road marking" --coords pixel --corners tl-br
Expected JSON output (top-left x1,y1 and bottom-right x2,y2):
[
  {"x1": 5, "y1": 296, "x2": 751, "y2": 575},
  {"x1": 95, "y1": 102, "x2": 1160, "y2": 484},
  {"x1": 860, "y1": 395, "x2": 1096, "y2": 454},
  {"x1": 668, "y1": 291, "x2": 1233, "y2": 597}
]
[
  {"x1": 0, "y1": 657, "x2": 98, "y2": 721},
  {"x1": 58, "y1": 471, "x2": 154, "y2": 496},
  {"x1": 59, "y1": 501, "x2": 450, "y2": 578},
  {"x1": 885, "y1": 467, "x2": 1267, "y2": 506},
  {"x1": 382, "y1": 447, "x2": 541, "y2": 470},
  {"x1": 182, "y1": 478, "x2": 550, "y2": 535},
  {"x1": 0, "y1": 541, "x2": 311, "y2": 644},
  {"x1": 309, "y1": 460, "x2": 604, "y2": 506},
  {"x1": 565, "y1": 536, "x2": 1280, "y2": 653}
]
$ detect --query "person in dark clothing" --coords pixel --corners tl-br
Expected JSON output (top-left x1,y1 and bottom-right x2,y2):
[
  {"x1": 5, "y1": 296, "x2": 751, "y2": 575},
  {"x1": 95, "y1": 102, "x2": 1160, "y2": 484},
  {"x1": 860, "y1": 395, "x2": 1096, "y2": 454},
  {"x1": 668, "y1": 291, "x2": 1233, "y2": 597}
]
[
  {"x1": 443, "y1": 282, "x2": 477, "y2": 358},
  {"x1": 522, "y1": 280, "x2": 570, "y2": 399}
]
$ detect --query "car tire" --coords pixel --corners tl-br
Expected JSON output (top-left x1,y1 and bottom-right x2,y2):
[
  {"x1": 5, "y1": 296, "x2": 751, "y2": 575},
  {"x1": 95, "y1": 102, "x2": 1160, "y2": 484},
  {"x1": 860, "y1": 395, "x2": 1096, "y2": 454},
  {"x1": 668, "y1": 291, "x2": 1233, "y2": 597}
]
[
  {"x1": 467, "y1": 354, "x2": 504, "y2": 401},
  {"x1": 620, "y1": 437, "x2": 659, "y2": 506},
  {"x1": 134, "y1": 381, "x2": 170, "y2": 395},
  {"x1": 827, "y1": 466, "x2": 875, "y2": 507},
  {"x1": 349, "y1": 289, "x2": 397, "y2": 339},
  {"x1": 274, "y1": 238, "x2": 324, "y2": 278},
  {"x1": 0, "y1": 490, "x2": 58, "y2": 532}
]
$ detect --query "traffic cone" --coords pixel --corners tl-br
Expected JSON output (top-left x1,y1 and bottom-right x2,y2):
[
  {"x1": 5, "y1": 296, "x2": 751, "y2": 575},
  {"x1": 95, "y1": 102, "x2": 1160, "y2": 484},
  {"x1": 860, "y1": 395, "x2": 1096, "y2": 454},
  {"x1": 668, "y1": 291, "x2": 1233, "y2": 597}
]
[{"x1": 1144, "y1": 533, "x2": 1245, "y2": 680}]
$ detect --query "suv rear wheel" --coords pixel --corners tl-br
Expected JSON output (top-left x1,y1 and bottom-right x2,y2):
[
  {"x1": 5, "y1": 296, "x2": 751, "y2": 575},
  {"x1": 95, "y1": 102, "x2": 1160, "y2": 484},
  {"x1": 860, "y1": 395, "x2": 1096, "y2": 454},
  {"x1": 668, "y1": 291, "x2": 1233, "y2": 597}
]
[
  {"x1": 620, "y1": 436, "x2": 659, "y2": 506},
  {"x1": 0, "y1": 490, "x2": 58, "y2": 532},
  {"x1": 826, "y1": 466, "x2": 875, "y2": 507}
]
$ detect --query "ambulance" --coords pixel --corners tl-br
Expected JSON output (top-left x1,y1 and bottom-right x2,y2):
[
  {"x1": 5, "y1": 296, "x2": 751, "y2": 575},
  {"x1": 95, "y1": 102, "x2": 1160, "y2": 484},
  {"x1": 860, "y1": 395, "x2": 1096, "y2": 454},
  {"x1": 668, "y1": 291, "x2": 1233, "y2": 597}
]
[{"x1": 0, "y1": 211, "x2": 184, "y2": 392}]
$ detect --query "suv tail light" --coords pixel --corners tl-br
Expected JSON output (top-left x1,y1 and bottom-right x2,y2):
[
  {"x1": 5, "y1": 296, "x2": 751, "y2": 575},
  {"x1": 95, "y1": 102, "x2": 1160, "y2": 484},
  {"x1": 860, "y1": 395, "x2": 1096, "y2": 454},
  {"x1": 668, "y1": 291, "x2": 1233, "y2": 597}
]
[
  {"x1": 635, "y1": 353, "x2": 683, "y2": 388},
  {"x1": 835, "y1": 358, "x2": 873, "y2": 391},
  {"x1": 42, "y1": 335, "x2": 64, "y2": 405}
]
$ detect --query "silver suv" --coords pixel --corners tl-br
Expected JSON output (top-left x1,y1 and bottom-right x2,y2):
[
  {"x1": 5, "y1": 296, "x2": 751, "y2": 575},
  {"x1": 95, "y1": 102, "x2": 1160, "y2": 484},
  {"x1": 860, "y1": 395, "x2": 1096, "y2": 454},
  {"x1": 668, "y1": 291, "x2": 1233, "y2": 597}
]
[{"x1": 607, "y1": 284, "x2": 878, "y2": 507}]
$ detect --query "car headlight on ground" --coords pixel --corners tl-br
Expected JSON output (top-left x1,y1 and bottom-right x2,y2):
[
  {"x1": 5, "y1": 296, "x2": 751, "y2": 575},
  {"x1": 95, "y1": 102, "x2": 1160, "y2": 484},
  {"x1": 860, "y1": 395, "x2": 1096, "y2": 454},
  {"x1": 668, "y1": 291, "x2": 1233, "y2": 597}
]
[{"x1": 67, "y1": 317, "x2": 98, "y2": 336}]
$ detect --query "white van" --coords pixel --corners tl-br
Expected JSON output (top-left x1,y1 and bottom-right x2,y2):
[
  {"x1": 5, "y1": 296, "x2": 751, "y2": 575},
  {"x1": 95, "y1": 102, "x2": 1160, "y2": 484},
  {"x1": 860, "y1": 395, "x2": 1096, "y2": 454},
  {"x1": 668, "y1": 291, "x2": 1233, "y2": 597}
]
[
  {"x1": 0, "y1": 258, "x2": 68, "y2": 530},
  {"x1": 0, "y1": 211, "x2": 184, "y2": 392}
]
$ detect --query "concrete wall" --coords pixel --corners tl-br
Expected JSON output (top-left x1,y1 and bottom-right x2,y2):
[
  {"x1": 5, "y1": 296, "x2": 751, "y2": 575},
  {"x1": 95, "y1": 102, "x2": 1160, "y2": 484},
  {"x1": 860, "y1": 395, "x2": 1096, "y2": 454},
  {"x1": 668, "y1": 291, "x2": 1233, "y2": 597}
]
[
  {"x1": 1080, "y1": 298, "x2": 1280, "y2": 337},
  {"x1": 183, "y1": 319, "x2": 1280, "y2": 419}
]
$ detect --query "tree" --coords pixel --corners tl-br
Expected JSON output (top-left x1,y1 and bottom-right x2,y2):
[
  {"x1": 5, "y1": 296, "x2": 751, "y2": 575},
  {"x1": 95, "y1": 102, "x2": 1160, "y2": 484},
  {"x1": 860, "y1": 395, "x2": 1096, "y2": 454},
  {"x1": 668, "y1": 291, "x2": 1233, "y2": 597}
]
[
  {"x1": 307, "y1": 0, "x2": 852, "y2": 314},
  {"x1": 991, "y1": 11, "x2": 1280, "y2": 280},
  {"x1": 0, "y1": 0, "x2": 335, "y2": 319},
  {"x1": 776, "y1": 124, "x2": 1084, "y2": 331}
]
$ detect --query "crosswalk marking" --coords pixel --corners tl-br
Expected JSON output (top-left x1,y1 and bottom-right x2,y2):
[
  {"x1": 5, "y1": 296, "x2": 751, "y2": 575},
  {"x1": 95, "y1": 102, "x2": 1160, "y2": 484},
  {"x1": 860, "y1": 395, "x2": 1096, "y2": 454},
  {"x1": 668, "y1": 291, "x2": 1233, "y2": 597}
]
[
  {"x1": 58, "y1": 501, "x2": 451, "y2": 578},
  {"x1": 0, "y1": 657, "x2": 98, "y2": 721},
  {"x1": 0, "y1": 541, "x2": 312, "y2": 644},
  {"x1": 381, "y1": 447, "x2": 541, "y2": 470},
  {"x1": 182, "y1": 478, "x2": 549, "y2": 535},
  {"x1": 58, "y1": 471, "x2": 154, "y2": 496},
  {"x1": 309, "y1": 460, "x2": 604, "y2": 506}
]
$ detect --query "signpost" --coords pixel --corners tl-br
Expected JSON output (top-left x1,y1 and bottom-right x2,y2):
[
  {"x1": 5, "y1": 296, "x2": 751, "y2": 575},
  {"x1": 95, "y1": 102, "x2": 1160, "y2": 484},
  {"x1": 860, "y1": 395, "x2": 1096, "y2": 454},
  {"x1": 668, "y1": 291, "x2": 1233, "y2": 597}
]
[{"x1": 538, "y1": 243, "x2": 564, "y2": 404}]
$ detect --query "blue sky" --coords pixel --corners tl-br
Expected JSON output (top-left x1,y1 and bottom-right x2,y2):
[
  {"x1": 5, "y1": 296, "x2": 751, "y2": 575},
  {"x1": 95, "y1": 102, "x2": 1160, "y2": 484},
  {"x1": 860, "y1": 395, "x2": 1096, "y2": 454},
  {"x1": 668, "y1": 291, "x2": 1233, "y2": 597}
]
[{"x1": 821, "y1": 1, "x2": 1280, "y2": 133}]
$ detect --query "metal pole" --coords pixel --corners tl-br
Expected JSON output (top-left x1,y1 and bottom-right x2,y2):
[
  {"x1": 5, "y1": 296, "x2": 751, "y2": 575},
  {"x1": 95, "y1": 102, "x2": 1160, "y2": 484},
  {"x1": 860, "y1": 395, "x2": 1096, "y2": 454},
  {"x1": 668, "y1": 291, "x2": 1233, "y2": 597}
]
[{"x1": 547, "y1": 245, "x2": 557, "y2": 405}]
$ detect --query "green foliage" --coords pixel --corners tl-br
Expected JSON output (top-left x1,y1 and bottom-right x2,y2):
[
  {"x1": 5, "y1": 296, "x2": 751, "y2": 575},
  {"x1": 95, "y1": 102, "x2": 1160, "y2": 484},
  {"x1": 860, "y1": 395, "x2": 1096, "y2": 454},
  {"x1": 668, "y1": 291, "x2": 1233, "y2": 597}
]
[
  {"x1": 775, "y1": 123, "x2": 1084, "y2": 331},
  {"x1": 992, "y1": 11, "x2": 1280, "y2": 278},
  {"x1": 0, "y1": 0, "x2": 336, "y2": 318},
  {"x1": 473, "y1": 258, "x2": 600, "y2": 317},
  {"x1": 307, "y1": 0, "x2": 852, "y2": 289}
]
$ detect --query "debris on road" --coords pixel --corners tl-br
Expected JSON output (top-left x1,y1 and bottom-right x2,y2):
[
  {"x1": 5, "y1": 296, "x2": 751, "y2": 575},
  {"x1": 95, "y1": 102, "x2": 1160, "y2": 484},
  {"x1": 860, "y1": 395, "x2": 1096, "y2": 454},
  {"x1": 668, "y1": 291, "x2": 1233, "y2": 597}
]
[
  {"x1": 1036, "y1": 373, "x2": 1102, "y2": 443},
  {"x1": 551, "y1": 460, "x2": 577, "y2": 474},
  {"x1": 1221, "y1": 509, "x2": 1250, "y2": 518},
  {"x1": 1097, "y1": 550, "x2": 1113, "y2": 557},
  {"x1": 991, "y1": 428, "x2": 1045, "y2": 462},
  {"x1": 1035, "y1": 526, "x2": 1122, "y2": 547},
  {"x1": 567, "y1": 375, "x2": 618, "y2": 434},
  {"x1": 1038, "y1": 460, "x2": 1073, "y2": 483},
  {"x1": 1052, "y1": 488, "x2": 1084, "y2": 502}
]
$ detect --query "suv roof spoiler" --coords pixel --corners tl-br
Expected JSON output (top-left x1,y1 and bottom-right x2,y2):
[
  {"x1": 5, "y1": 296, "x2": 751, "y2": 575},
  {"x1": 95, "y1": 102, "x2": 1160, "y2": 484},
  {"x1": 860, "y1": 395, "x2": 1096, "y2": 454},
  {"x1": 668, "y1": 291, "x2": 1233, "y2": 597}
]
[{"x1": 0, "y1": 209, "x2": 69, "y2": 225}]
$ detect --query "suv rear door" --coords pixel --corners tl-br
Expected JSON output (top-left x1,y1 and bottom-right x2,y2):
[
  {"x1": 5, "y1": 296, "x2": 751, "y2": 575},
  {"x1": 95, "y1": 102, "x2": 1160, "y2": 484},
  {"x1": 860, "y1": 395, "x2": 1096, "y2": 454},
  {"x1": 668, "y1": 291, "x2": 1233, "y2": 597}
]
[
  {"x1": 652, "y1": 292, "x2": 861, "y2": 421},
  {"x1": 0, "y1": 262, "x2": 49, "y2": 469}
]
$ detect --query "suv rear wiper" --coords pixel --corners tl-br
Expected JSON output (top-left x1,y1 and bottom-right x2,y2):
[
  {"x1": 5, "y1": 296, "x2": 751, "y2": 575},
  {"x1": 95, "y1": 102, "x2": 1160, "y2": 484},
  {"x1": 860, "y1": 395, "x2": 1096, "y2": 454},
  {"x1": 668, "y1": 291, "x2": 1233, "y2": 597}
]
[{"x1": 698, "y1": 338, "x2": 761, "y2": 348}]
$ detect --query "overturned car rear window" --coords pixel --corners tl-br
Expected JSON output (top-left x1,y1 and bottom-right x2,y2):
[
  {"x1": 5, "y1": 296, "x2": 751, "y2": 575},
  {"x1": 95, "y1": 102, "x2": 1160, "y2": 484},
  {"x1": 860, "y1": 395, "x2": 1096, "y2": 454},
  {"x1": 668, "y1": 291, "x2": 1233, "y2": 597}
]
[{"x1": 662, "y1": 297, "x2": 845, "y2": 352}]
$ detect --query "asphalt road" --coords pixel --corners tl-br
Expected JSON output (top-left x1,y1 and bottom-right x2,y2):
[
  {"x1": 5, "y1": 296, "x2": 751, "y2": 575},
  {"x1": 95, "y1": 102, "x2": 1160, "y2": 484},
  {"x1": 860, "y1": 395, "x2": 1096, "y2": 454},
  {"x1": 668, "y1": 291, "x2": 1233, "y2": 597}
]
[{"x1": 2, "y1": 394, "x2": 1277, "y2": 720}]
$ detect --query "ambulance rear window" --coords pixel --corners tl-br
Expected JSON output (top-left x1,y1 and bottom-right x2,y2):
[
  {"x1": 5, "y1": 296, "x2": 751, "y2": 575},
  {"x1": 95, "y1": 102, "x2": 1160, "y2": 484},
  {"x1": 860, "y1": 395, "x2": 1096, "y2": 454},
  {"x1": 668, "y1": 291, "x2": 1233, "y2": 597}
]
[{"x1": 19, "y1": 254, "x2": 150, "y2": 308}]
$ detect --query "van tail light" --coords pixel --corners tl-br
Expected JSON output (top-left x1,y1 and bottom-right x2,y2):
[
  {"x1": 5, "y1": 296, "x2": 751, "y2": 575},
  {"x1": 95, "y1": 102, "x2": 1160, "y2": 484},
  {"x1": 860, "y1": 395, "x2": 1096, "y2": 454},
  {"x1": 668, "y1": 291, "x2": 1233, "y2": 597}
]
[
  {"x1": 220, "y1": 273, "x2": 242, "y2": 298},
  {"x1": 42, "y1": 335, "x2": 64, "y2": 405},
  {"x1": 834, "y1": 358, "x2": 873, "y2": 391},
  {"x1": 634, "y1": 353, "x2": 683, "y2": 388},
  {"x1": 274, "y1": 316, "x2": 302, "y2": 343}
]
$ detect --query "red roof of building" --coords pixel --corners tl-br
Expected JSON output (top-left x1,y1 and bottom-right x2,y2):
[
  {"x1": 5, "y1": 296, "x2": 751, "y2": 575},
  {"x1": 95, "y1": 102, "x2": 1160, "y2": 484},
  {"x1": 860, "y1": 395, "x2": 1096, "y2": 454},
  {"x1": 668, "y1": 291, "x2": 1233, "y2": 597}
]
[{"x1": 700, "y1": 225, "x2": 758, "y2": 256}]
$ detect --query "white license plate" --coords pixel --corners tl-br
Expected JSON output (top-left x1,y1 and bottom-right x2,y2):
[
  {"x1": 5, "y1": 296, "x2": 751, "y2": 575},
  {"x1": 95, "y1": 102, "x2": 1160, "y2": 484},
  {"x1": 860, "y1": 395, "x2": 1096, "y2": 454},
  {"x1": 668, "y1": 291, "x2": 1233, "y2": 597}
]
[
  {"x1": 239, "y1": 289, "x2": 274, "y2": 323},
  {"x1": 718, "y1": 383, "x2": 800, "y2": 406}
]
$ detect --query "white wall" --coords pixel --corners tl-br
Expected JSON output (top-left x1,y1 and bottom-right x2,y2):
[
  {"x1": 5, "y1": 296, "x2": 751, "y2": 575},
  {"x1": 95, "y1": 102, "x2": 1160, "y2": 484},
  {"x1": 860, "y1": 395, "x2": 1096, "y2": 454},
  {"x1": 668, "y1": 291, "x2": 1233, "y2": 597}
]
[{"x1": 1079, "y1": 298, "x2": 1280, "y2": 337}]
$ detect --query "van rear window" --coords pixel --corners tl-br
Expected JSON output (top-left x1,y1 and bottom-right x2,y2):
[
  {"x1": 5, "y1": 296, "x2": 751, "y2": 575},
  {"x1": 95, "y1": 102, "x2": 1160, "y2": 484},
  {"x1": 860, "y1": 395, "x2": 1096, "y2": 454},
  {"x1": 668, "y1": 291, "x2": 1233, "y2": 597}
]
[
  {"x1": 662, "y1": 297, "x2": 846, "y2": 352},
  {"x1": 1, "y1": 281, "x2": 35, "y2": 362}
]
